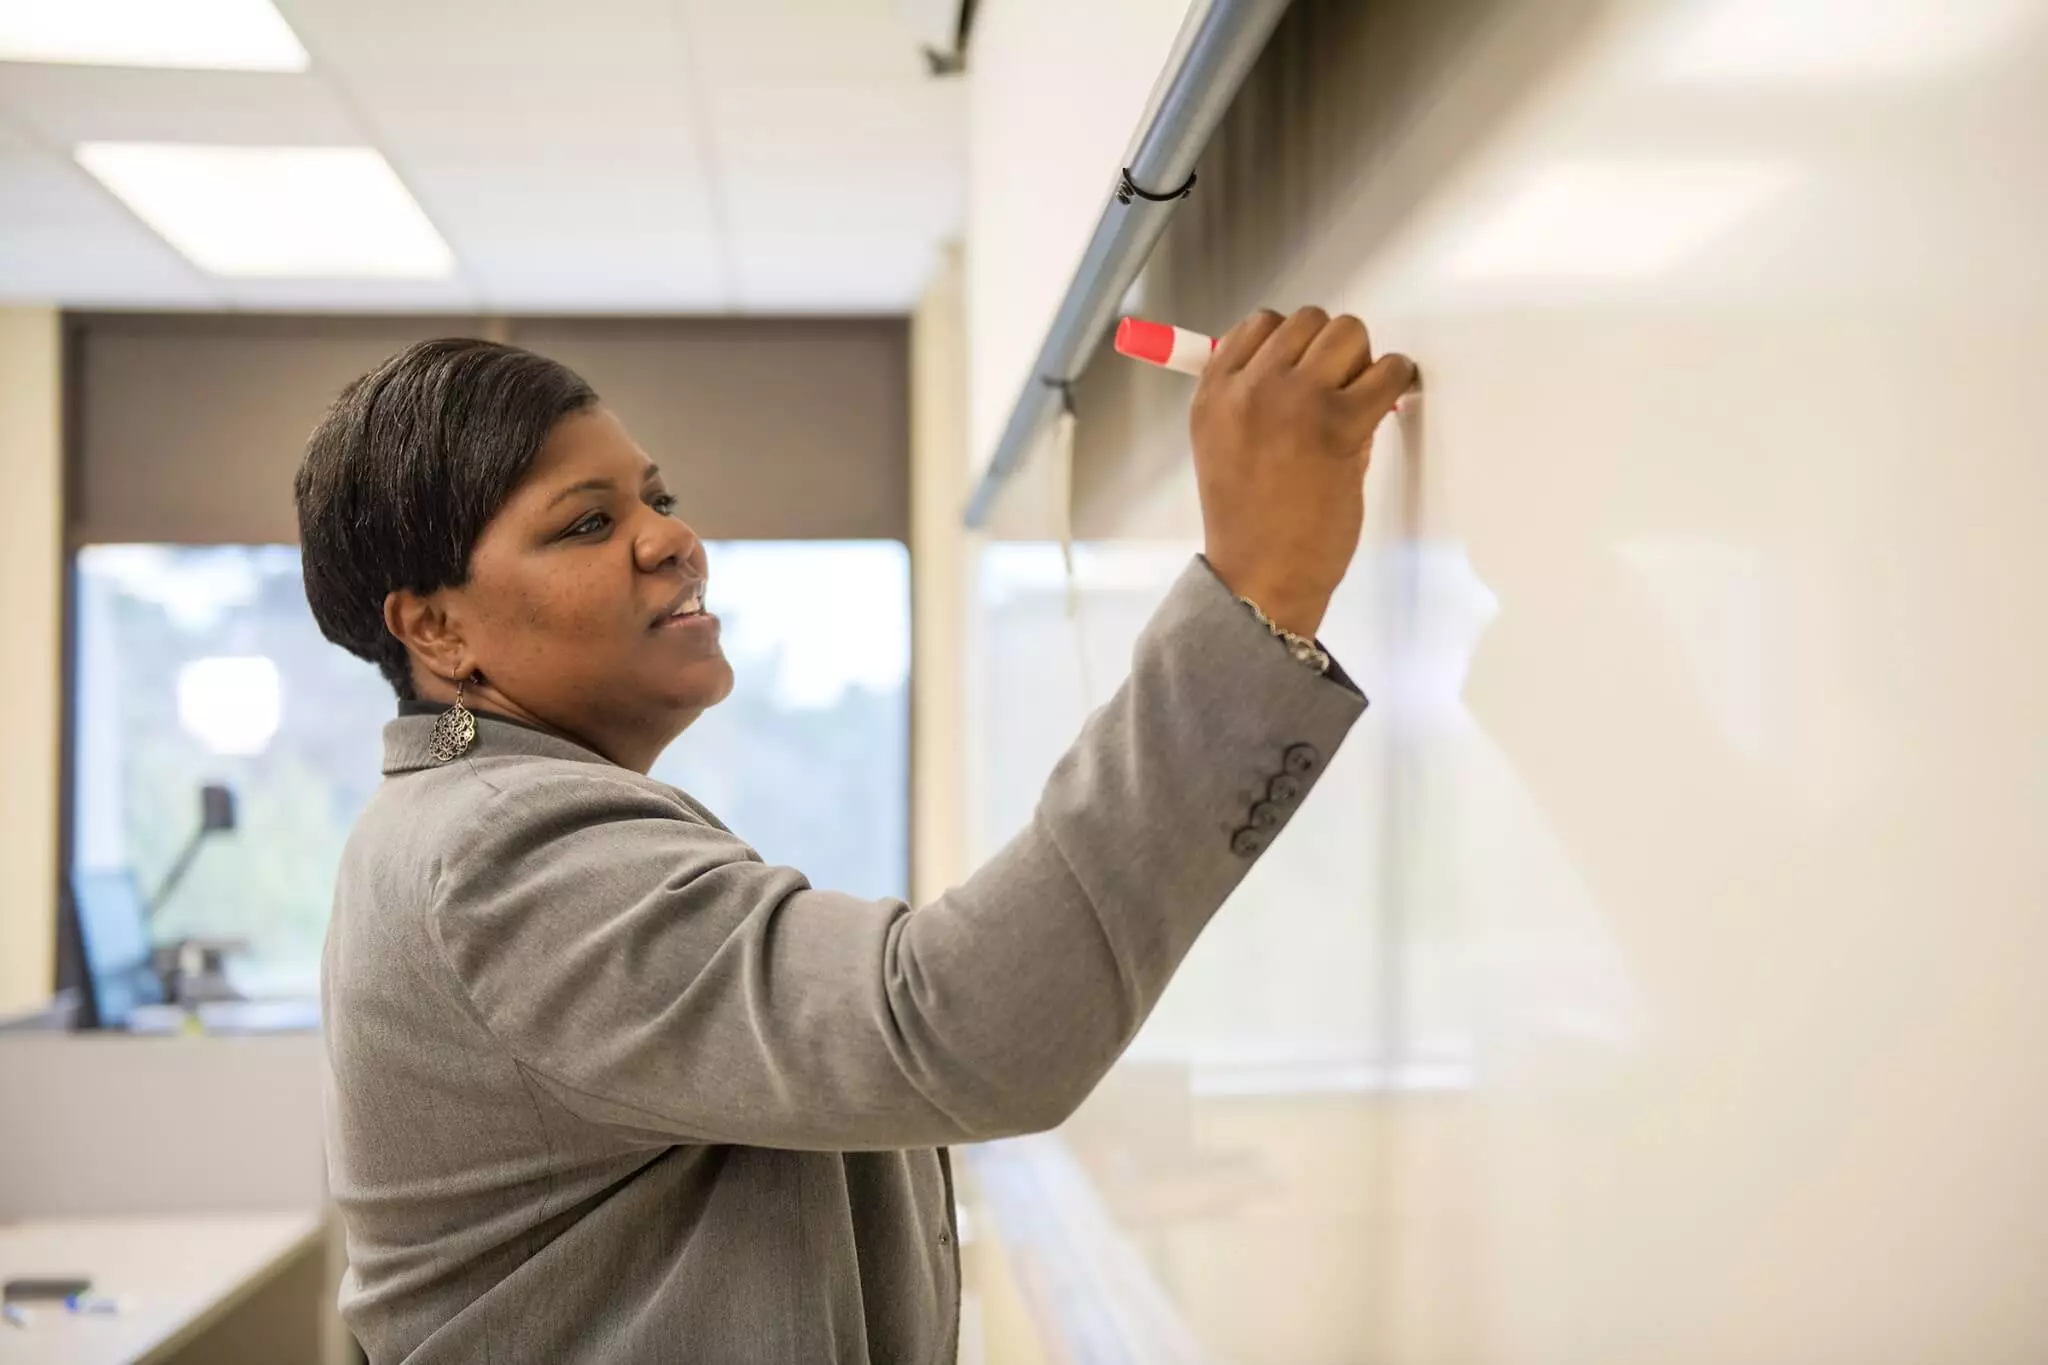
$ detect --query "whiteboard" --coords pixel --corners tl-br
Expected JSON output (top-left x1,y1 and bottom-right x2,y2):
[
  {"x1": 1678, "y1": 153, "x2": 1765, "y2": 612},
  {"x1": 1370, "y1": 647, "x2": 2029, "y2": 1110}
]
[{"x1": 957, "y1": 2, "x2": 2048, "y2": 1361}]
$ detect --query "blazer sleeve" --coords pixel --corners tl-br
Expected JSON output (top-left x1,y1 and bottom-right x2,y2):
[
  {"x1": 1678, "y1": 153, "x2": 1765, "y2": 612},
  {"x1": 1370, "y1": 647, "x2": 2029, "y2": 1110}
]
[{"x1": 428, "y1": 556, "x2": 1368, "y2": 1151}]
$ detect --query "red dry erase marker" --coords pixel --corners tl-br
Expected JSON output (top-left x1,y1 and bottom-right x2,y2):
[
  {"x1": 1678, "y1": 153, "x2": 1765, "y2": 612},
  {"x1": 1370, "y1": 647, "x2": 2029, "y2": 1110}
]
[
  {"x1": 1115, "y1": 315, "x2": 1416, "y2": 413},
  {"x1": 1113, "y1": 317, "x2": 1217, "y2": 376}
]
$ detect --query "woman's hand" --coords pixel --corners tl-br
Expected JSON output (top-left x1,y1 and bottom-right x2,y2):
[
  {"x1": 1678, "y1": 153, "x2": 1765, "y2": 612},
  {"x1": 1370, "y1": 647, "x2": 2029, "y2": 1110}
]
[{"x1": 1190, "y1": 307, "x2": 1416, "y2": 639}]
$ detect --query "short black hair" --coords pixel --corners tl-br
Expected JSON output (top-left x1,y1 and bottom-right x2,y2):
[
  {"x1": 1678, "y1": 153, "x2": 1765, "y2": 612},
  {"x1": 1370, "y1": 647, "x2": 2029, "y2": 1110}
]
[{"x1": 295, "y1": 338, "x2": 598, "y2": 699}]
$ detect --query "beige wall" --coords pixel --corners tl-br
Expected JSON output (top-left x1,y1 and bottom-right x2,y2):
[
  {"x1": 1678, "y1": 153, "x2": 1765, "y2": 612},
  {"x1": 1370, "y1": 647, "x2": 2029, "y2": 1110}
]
[
  {"x1": 0, "y1": 307, "x2": 62, "y2": 1014},
  {"x1": 910, "y1": 245, "x2": 972, "y2": 904},
  {"x1": 71, "y1": 313, "x2": 911, "y2": 545}
]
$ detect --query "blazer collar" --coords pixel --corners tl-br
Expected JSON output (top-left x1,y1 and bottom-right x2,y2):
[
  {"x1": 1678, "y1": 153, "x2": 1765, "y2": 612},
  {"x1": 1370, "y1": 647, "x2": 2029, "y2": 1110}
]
[{"x1": 382, "y1": 705, "x2": 618, "y2": 775}]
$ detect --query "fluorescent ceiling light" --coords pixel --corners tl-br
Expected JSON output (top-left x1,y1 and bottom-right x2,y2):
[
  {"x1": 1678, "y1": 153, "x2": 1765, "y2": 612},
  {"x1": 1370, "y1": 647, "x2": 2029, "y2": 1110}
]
[
  {"x1": 77, "y1": 143, "x2": 454, "y2": 279},
  {"x1": 0, "y1": 0, "x2": 309, "y2": 71},
  {"x1": 1441, "y1": 160, "x2": 1798, "y2": 281},
  {"x1": 1646, "y1": 0, "x2": 2035, "y2": 83}
]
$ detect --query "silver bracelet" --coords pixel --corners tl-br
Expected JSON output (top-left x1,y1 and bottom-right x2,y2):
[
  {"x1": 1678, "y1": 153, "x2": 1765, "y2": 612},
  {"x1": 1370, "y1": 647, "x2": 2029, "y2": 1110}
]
[{"x1": 1236, "y1": 596, "x2": 1332, "y2": 675}]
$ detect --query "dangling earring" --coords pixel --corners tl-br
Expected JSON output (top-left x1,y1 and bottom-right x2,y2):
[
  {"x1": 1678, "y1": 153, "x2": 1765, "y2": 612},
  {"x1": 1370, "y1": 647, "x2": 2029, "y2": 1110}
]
[{"x1": 429, "y1": 673, "x2": 479, "y2": 764}]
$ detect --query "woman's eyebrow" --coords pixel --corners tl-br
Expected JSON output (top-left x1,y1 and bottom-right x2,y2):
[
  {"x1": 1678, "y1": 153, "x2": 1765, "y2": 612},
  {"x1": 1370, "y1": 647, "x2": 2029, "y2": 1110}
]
[{"x1": 544, "y1": 477, "x2": 615, "y2": 510}]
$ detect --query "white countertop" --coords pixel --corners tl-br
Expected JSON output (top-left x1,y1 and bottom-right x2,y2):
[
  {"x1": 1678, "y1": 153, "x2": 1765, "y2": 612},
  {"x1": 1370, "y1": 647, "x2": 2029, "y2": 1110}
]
[{"x1": 0, "y1": 1213, "x2": 324, "y2": 1365}]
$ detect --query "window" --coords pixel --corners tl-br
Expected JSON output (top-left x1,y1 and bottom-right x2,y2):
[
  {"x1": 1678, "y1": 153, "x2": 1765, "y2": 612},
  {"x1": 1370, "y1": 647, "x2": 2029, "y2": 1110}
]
[
  {"x1": 648, "y1": 541, "x2": 910, "y2": 902},
  {"x1": 69, "y1": 540, "x2": 909, "y2": 998}
]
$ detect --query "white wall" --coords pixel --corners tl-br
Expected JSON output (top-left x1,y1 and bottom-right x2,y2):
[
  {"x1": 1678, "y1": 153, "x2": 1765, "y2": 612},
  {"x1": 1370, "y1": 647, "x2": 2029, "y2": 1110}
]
[
  {"x1": 0, "y1": 307, "x2": 62, "y2": 1015},
  {"x1": 958, "y1": 0, "x2": 2048, "y2": 1359},
  {"x1": 964, "y1": 0, "x2": 1193, "y2": 476}
]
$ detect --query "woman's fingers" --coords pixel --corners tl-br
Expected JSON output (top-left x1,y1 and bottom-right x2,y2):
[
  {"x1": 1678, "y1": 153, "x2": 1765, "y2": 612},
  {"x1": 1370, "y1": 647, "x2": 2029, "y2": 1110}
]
[
  {"x1": 1209, "y1": 309, "x2": 1286, "y2": 375},
  {"x1": 1244, "y1": 306, "x2": 1332, "y2": 378},
  {"x1": 1298, "y1": 313, "x2": 1373, "y2": 388},
  {"x1": 1344, "y1": 353, "x2": 1419, "y2": 435}
]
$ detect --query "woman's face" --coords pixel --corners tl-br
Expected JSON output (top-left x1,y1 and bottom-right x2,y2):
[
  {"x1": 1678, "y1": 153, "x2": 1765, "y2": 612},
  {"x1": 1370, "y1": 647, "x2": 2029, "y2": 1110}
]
[{"x1": 431, "y1": 406, "x2": 734, "y2": 764}]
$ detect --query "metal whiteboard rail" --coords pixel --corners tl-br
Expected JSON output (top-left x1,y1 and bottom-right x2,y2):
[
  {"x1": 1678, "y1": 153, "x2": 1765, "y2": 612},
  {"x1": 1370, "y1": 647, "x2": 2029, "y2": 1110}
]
[{"x1": 960, "y1": 0, "x2": 1294, "y2": 529}]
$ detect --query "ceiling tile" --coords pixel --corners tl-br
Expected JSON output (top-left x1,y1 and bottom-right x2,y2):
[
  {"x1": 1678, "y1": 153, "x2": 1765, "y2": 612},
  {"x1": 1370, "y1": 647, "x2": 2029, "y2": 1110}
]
[
  {"x1": 219, "y1": 276, "x2": 480, "y2": 311},
  {"x1": 0, "y1": 1, "x2": 965, "y2": 311},
  {"x1": 683, "y1": 0, "x2": 932, "y2": 83},
  {"x1": 275, "y1": 0, "x2": 731, "y2": 308},
  {"x1": 0, "y1": 64, "x2": 359, "y2": 145},
  {"x1": 712, "y1": 80, "x2": 962, "y2": 306},
  {"x1": 402, "y1": 171, "x2": 729, "y2": 310},
  {"x1": 712, "y1": 82, "x2": 962, "y2": 231},
  {"x1": 275, "y1": 0, "x2": 705, "y2": 161},
  {"x1": 0, "y1": 140, "x2": 217, "y2": 304},
  {"x1": 729, "y1": 231, "x2": 946, "y2": 310}
]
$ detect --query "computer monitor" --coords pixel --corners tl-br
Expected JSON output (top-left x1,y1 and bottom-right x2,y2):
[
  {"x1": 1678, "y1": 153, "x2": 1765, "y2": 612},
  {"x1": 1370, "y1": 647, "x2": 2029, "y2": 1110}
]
[{"x1": 69, "y1": 868, "x2": 165, "y2": 1029}]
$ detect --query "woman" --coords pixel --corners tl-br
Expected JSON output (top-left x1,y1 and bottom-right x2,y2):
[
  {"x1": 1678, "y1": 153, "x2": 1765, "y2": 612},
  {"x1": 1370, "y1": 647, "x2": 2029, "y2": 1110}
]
[{"x1": 300, "y1": 306, "x2": 1413, "y2": 1364}]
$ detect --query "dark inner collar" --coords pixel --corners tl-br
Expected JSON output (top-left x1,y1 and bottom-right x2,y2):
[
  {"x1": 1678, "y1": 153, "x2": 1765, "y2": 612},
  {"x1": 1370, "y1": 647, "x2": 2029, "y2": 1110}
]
[{"x1": 397, "y1": 699, "x2": 555, "y2": 738}]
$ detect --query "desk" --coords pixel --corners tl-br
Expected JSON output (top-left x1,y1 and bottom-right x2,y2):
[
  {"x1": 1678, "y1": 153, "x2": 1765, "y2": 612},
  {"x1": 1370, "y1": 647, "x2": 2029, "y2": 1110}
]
[
  {"x1": 0, "y1": 1034, "x2": 345, "y2": 1363},
  {"x1": 0, "y1": 1213, "x2": 324, "y2": 1365}
]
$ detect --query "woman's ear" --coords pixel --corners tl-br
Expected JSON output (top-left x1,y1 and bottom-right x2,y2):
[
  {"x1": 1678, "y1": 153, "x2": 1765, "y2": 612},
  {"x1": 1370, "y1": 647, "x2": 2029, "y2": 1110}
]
[{"x1": 383, "y1": 589, "x2": 472, "y2": 686}]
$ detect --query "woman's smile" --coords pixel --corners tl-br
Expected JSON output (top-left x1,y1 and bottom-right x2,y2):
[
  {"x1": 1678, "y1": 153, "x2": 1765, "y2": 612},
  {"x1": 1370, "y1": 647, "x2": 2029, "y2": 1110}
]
[{"x1": 650, "y1": 579, "x2": 714, "y2": 631}]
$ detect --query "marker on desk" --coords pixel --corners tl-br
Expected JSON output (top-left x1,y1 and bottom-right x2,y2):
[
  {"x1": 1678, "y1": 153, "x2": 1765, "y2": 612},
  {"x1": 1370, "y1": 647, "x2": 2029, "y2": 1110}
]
[{"x1": 1114, "y1": 315, "x2": 1414, "y2": 412}]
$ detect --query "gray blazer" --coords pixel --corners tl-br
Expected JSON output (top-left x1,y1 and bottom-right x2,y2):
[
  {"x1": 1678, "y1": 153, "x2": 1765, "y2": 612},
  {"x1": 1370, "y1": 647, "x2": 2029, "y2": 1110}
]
[{"x1": 322, "y1": 556, "x2": 1365, "y2": 1364}]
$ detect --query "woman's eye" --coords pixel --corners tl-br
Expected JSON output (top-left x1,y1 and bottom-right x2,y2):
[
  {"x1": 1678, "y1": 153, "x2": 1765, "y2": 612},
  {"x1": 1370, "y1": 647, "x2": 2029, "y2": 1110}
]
[
  {"x1": 651, "y1": 493, "x2": 679, "y2": 517},
  {"x1": 566, "y1": 511, "x2": 611, "y2": 538}
]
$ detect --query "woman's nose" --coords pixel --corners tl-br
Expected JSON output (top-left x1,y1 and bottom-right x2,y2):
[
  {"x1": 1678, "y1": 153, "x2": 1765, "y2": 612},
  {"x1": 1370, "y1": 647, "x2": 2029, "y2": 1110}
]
[{"x1": 636, "y1": 508, "x2": 702, "y2": 577}]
